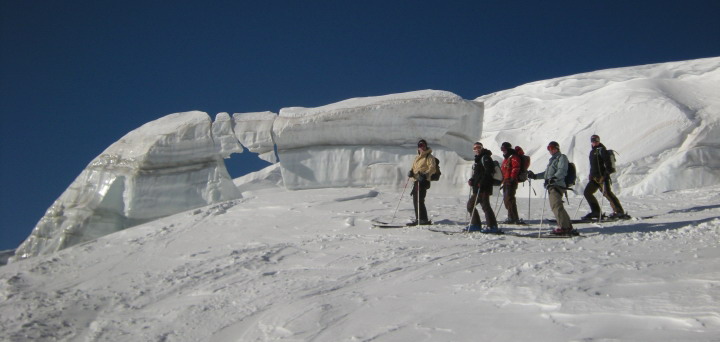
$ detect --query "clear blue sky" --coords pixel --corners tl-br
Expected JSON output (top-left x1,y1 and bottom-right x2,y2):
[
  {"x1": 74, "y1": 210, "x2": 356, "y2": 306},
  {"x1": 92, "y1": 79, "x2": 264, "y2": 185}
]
[{"x1": 1, "y1": 0, "x2": 719, "y2": 251}]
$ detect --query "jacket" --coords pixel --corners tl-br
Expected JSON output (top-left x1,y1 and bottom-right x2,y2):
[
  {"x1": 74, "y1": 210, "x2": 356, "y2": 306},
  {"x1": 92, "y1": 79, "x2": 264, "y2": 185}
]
[
  {"x1": 469, "y1": 149, "x2": 495, "y2": 194},
  {"x1": 589, "y1": 143, "x2": 612, "y2": 180},
  {"x1": 410, "y1": 148, "x2": 438, "y2": 181},
  {"x1": 501, "y1": 150, "x2": 521, "y2": 183},
  {"x1": 535, "y1": 152, "x2": 569, "y2": 189}
]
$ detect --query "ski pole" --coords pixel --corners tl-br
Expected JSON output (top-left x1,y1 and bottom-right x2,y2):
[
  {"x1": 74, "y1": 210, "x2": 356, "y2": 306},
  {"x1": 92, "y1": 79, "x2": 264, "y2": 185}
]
[
  {"x1": 598, "y1": 180, "x2": 606, "y2": 224},
  {"x1": 417, "y1": 179, "x2": 420, "y2": 224},
  {"x1": 573, "y1": 196, "x2": 585, "y2": 220},
  {"x1": 494, "y1": 185, "x2": 503, "y2": 213},
  {"x1": 538, "y1": 187, "x2": 548, "y2": 237},
  {"x1": 469, "y1": 188, "x2": 481, "y2": 227},
  {"x1": 528, "y1": 179, "x2": 532, "y2": 223},
  {"x1": 465, "y1": 187, "x2": 472, "y2": 223},
  {"x1": 390, "y1": 178, "x2": 411, "y2": 224}
]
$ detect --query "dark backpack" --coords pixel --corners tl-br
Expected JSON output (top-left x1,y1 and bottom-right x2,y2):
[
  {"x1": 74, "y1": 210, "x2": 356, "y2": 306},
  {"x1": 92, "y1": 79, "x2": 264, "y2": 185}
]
[
  {"x1": 515, "y1": 146, "x2": 531, "y2": 182},
  {"x1": 430, "y1": 157, "x2": 441, "y2": 181},
  {"x1": 565, "y1": 162, "x2": 577, "y2": 187},
  {"x1": 606, "y1": 149, "x2": 617, "y2": 174}
]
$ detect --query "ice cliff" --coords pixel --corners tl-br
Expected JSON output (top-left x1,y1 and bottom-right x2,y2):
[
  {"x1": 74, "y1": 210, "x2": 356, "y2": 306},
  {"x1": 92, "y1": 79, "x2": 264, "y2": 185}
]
[
  {"x1": 14, "y1": 90, "x2": 482, "y2": 259},
  {"x1": 13, "y1": 57, "x2": 720, "y2": 260}
]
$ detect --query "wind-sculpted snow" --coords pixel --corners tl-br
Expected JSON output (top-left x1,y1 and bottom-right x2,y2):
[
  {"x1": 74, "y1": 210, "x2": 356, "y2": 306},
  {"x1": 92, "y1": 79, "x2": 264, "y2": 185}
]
[
  {"x1": 273, "y1": 90, "x2": 484, "y2": 192},
  {"x1": 12, "y1": 58, "x2": 720, "y2": 260},
  {"x1": 476, "y1": 56, "x2": 720, "y2": 196},
  {"x1": 13, "y1": 112, "x2": 243, "y2": 260},
  {"x1": 232, "y1": 111, "x2": 278, "y2": 163}
]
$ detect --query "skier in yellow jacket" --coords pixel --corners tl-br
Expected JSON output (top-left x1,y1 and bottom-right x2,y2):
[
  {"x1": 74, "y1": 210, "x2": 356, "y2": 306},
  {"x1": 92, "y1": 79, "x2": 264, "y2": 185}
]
[{"x1": 407, "y1": 139, "x2": 438, "y2": 225}]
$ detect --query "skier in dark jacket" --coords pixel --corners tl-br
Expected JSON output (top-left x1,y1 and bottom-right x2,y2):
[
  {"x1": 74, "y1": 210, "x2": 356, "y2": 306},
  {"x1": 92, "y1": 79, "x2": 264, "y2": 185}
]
[
  {"x1": 582, "y1": 135, "x2": 628, "y2": 220},
  {"x1": 500, "y1": 142, "x2": 521, "y2": 224},
  {"x1": 466, "y1": 142, "x2": 499, "y2": 233}
]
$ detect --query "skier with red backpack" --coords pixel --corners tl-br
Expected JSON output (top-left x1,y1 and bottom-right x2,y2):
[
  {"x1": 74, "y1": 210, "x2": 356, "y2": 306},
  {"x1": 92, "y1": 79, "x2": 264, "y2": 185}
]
[{"x1": 500, "y1": 142, "x2": 522, "y2": 224}]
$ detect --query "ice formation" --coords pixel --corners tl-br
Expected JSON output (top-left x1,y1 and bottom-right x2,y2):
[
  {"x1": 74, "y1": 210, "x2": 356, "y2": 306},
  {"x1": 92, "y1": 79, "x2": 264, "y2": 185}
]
[
  {"x1": 14, "y1": 91, "x2": 482, "y2": 259},
  {"x1": 272, "y1": 90, "x2": 484, "y2": 192},
  {"x1": 13, "y1": 112, "x2": 244, "y2": 260},
  {"x1": 13, "y1": 57, "x2": 720, "y2": 260}
]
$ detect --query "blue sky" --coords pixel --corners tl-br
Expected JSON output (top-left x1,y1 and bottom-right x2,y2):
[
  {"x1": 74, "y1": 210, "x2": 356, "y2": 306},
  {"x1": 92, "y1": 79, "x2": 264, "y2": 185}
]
[{"x1": 1, "y1": 0, "x2": 719, "y2": 251}]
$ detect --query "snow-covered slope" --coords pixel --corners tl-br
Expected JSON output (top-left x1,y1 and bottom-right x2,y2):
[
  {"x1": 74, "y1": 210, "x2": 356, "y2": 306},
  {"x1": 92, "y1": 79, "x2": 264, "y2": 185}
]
[
  {"x1": 477, "y1": 57, "x2": 720, "y2": 196},
  {"x1": 1, "y1": 182, "x2": 718, "y2": 341}
]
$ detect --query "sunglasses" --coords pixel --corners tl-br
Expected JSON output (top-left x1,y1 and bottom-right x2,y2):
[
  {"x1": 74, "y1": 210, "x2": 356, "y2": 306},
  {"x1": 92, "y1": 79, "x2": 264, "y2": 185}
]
[{"x1": 417, "y1": 143, "x2": 427, "y2": 148}]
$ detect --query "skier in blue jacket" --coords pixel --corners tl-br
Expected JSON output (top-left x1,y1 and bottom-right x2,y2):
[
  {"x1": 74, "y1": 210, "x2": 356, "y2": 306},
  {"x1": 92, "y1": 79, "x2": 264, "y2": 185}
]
[{"x1": 528, "y1": 141, "x2": 578, "y2": 236}]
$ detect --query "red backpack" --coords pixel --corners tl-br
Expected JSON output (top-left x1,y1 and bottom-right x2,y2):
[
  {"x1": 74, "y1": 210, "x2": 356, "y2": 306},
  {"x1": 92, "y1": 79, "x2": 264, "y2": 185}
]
[{"x1": 515, "y1": 146, "x2": 531, "y2": 182}]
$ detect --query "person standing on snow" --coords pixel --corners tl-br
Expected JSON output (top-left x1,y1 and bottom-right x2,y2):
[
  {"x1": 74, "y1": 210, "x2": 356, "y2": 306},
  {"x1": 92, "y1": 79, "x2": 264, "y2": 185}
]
[
  {"x1": 500, "y1": 142, "x2": 522, "y2": 224},
  {"x1": 465, "y1": 142, "x2": 499, "y2": 233},
  {"x1": 581, "y1": 135, "x2": 629, "y2": 221},
  {"x1": 528, "y1": 141, "x2": 578, "y2": 236},
  {"x1": 407, "y1": 139, "x2": 438, "y2": 225}
]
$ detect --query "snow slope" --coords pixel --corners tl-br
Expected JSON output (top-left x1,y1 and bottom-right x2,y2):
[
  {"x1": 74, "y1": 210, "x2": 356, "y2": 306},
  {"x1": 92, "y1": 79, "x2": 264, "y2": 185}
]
[
  {"x1": 477, "y1": 57, "x2": 720, "y2": 196},
  {"x1": 1, "y1": 183, "x2": 718, "y2": 341}
]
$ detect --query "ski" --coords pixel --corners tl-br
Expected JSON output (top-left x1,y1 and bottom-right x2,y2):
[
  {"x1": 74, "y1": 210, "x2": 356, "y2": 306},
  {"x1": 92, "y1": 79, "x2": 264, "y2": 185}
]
[
  {"x1": 427, "y1": 227, "x2": 505, "y2": 235},
  {"x1": 372, "y1": 224, "x2": 407, "y2": 228},
  {"x1": 506, "y1": 231, "x2": 599, "y2": 238}
]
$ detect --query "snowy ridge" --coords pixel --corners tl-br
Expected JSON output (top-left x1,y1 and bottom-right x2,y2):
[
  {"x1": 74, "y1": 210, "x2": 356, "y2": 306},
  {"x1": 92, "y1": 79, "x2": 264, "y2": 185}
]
[{"x1": 476, "y1": 57, "x2": 720, "y2": 196}]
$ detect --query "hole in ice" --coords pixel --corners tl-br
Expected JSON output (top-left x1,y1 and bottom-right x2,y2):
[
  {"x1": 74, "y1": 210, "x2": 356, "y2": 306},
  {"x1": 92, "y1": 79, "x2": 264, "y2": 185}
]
[{"x1": 224, "y1": 150, "x2": 273, "y2": 179}]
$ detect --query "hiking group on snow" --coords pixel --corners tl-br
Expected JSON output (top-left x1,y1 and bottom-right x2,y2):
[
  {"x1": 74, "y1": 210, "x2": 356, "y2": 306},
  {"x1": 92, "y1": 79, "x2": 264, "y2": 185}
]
[{"x1": 402, "y1": 135, "x2": 629, "y2": 236}]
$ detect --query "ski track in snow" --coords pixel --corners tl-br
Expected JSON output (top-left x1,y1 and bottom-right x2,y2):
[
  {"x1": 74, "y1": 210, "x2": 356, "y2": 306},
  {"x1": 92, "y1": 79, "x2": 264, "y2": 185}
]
[{"x1": 1, "y1": 186, "x2": 719, "y2": 341}]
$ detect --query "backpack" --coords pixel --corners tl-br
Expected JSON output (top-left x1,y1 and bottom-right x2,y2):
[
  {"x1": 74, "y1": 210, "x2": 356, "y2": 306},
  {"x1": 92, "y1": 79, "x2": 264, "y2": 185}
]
[
  {"x1": 492, "y1": 160, "x2": 503, "y2": 186},
  {"x1": 514, "y1": 146, "x2": 531, "y2": 182},
  {"x1": 606, "y1": 149, "x2": 617, "y2": 174},
  {"x1": 430, "y1": 157, "x2": 441, "y2": 181},
  {"x1": 565, "y1": 162, "x2": 577, "y2": 187}
]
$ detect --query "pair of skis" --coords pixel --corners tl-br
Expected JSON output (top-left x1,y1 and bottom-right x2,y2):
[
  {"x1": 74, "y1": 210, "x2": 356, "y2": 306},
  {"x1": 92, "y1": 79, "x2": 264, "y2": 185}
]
[{"x1": 371, "y1": 220, "x2": 592, "y2": 238}]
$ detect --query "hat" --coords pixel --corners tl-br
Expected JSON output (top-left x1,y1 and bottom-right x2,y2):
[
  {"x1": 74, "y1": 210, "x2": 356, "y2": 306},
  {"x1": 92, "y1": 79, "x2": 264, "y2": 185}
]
[
  {"x1": 548, "y1": 141, "x2": 560, "y2": 149},
  {"x1": 417, "y1": 139, "x2": 428, "y2": 147},
  {"x1": 501, "y1": 142, "x2": 512, "y2": 151},
  {"x1": 591, "y1": 135, "x2": 600, "y2": 143}
]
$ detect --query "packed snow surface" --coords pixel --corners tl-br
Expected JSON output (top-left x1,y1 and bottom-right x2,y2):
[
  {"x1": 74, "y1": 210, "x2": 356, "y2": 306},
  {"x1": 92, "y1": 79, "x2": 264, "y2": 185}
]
[{"x1": 1, "y1": 183, "x2": 719, "y2": 341}]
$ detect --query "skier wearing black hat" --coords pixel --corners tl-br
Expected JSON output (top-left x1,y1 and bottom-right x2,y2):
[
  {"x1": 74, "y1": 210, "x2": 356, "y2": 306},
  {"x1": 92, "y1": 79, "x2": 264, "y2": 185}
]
[
  {"x1": 466, "y1": 142, "x2": 499, "y2": 233},
  {"x1": 581, "y1": 135, "x2": 629, "y2": 221},
  {"x1": 407, "y1": 139, "x2": 438, "y2": 225},
  {"x1": 528, "y1": 141, "x2": 578, "y2": 235}
]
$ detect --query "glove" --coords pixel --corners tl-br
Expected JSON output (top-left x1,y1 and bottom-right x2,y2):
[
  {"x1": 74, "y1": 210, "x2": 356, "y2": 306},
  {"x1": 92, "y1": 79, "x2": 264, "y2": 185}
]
[
  {"x1": 408, "y1": 170, "x2": 414, "y2": 178},
  {"x1": 417, "y1": 173, "x2": 427, "y2": 182},
  {"x1": 528, "y1": 170, "x2": 535, "y2": 179},
  {"x1": 468, "y1": 179, "x2": 474, "y2": 187}
]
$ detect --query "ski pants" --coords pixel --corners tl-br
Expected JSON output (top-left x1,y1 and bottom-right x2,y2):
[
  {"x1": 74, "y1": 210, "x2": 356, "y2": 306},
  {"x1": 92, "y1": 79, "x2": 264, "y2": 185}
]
[
  {"x1": 411, "y1": 181, "x2": 429, "y2": 221},
  {"x1": 549, "y1": 186, "x2": 573, "y2": 229},
  {"x1": 503, "y1": 182, "x2": 520, "y2": 222},
  {"x1": 467, "y1": 191, "x2": 497, "y2": 227},
  {"x1": 584, "y1": 177, "x2": 624, "y2": 215}
]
